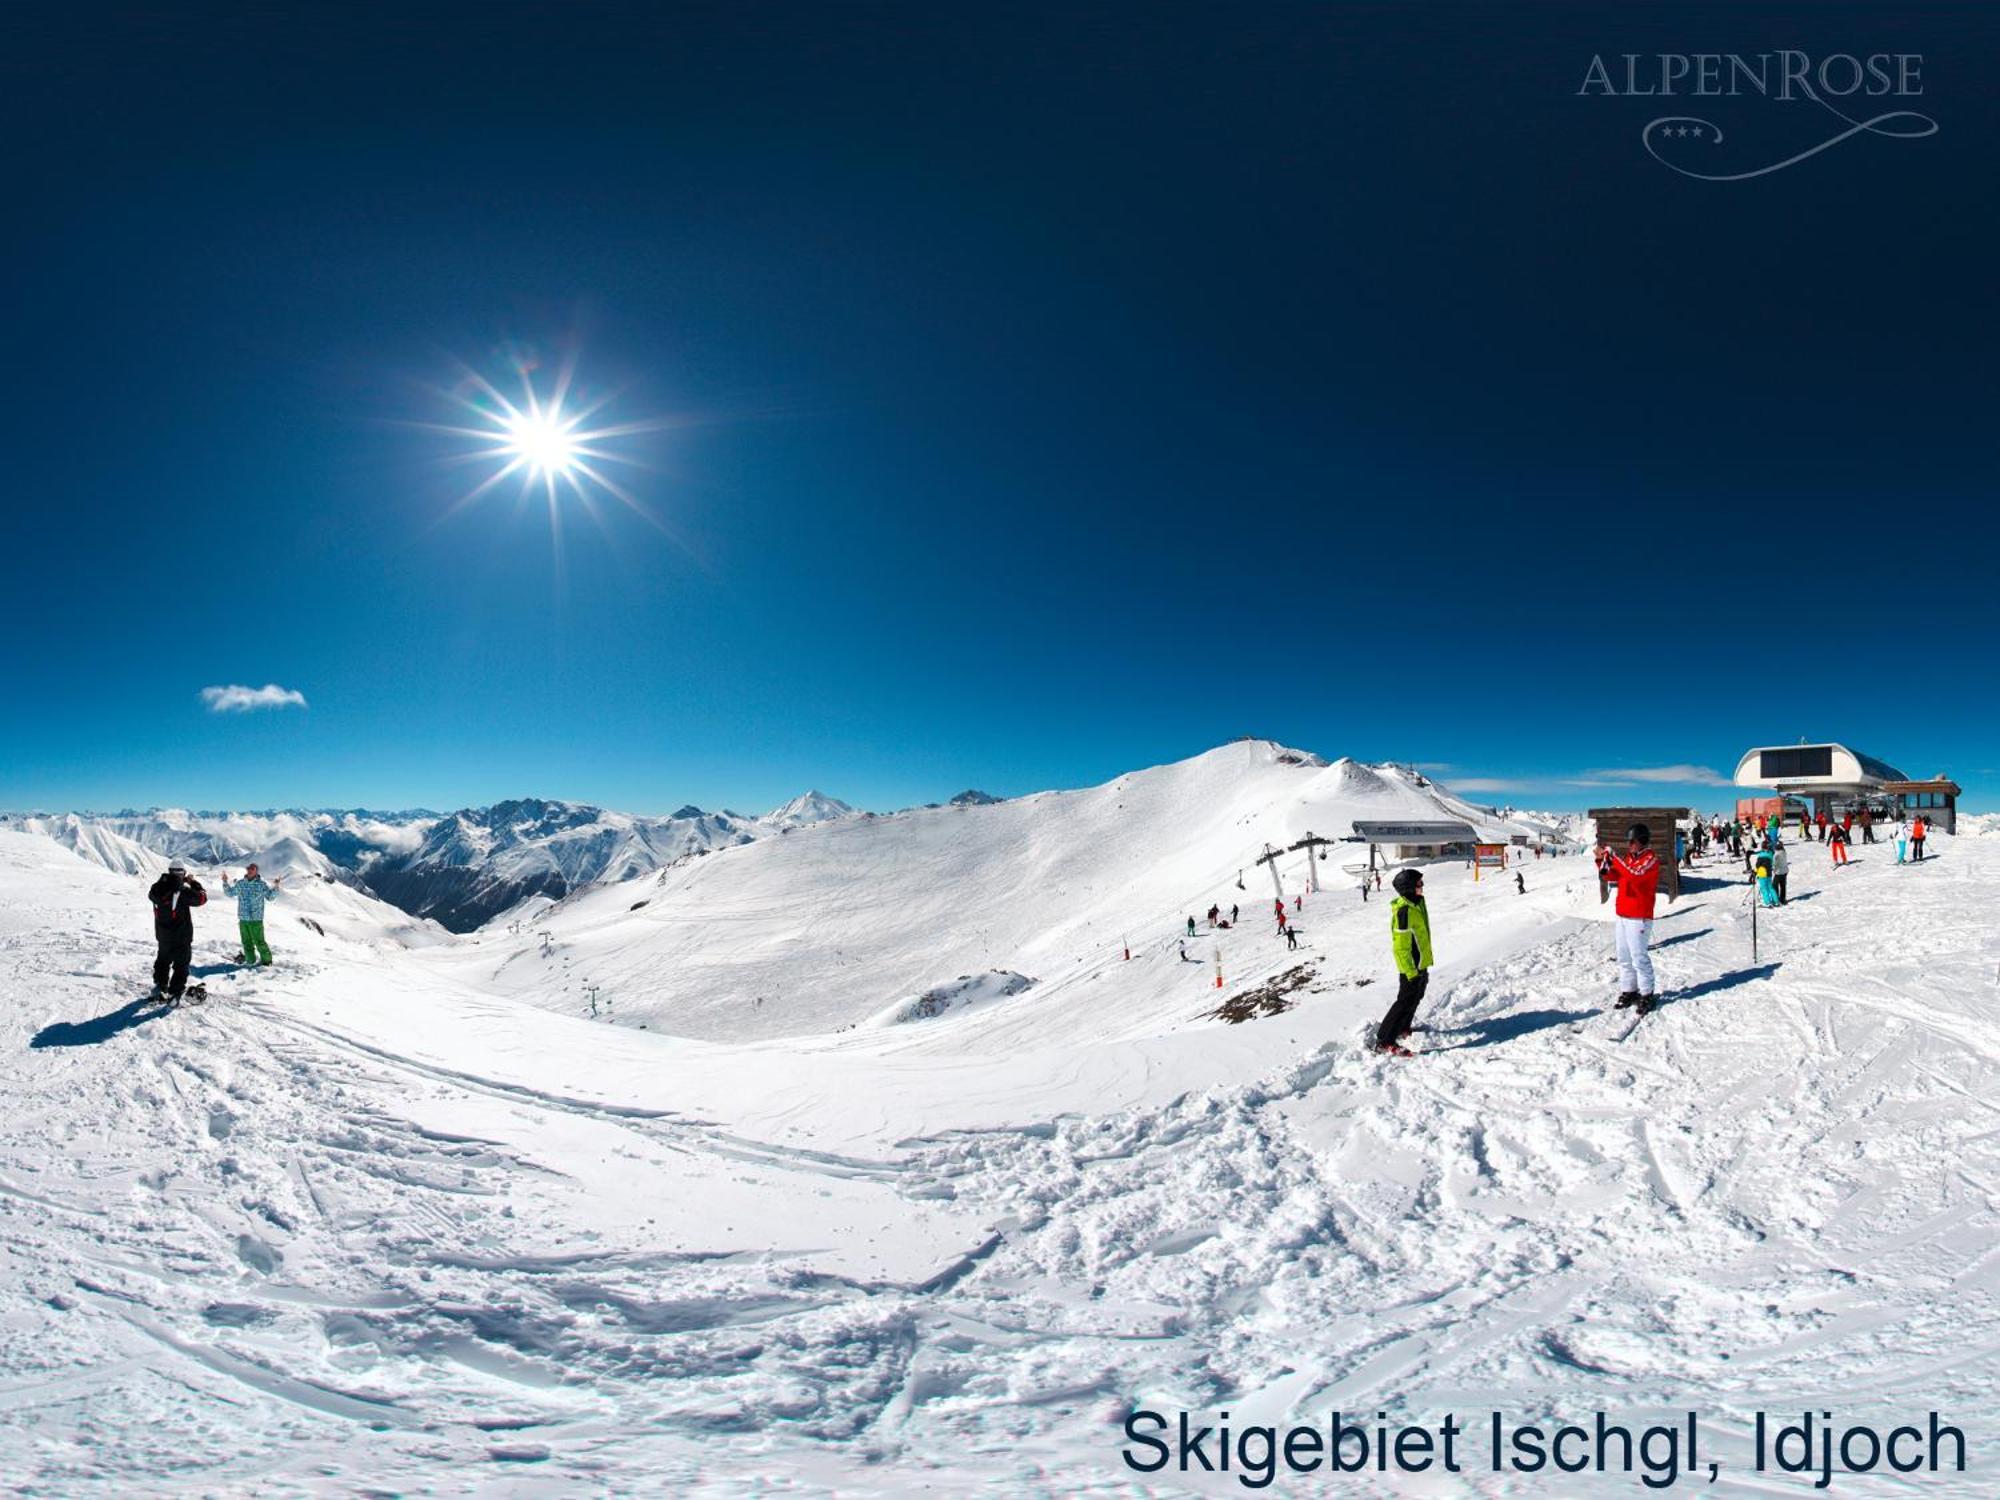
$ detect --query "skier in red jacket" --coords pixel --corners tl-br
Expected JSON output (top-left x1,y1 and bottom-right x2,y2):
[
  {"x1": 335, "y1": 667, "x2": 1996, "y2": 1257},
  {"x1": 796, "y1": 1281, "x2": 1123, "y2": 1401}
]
[{"x1": 1595, "y1": 823, "x2": 1662, "y2": 1015}]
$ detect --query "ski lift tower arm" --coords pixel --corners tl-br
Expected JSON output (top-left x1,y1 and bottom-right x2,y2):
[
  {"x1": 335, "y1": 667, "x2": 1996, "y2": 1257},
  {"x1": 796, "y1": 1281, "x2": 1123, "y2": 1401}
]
[
  {"x1": 1284, "y1": 830, "x2": 1343, "y2": 894},
  {"x1": 1253, "y1": 843, "x2": 1286, "y2": 902}
]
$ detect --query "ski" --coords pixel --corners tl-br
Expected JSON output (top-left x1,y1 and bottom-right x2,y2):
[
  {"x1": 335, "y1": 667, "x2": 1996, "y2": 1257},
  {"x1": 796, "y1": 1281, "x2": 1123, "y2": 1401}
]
[{"x1": 1609, "y1": 997, "x2": 1657, "y2": 1042}]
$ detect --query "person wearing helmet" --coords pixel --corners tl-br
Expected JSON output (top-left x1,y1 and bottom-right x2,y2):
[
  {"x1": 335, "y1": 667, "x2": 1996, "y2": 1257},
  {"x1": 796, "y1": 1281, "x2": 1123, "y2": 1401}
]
[
  {"x1": 222, "y1": 861, "x2": 283, "y2": 965},
  {"x1": 146, "y1": 859, "x2": 208, "y2": 1001},
  {"x1": 1595, "y1": 822, "x2": 1661, "y2": 1015},
  {"x1": 1373, "y1": 867, "x2": 1434, "y2": 1056}
]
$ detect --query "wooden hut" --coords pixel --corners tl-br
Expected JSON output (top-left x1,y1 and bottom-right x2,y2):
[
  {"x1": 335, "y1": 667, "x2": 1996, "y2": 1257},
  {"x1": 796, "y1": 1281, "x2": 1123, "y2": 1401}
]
[{"x1": 1588, "y1": 806, "x2": 1691, "y2": 901}]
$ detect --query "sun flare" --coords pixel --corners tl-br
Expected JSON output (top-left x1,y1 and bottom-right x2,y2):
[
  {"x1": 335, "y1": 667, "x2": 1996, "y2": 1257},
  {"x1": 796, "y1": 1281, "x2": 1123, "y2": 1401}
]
[
  {"x1": 417, "y1": 354, "x2": 679, "y2": 552},
  {"x1": 503, "y1": 410, "x2": 581, "y2": 477}
]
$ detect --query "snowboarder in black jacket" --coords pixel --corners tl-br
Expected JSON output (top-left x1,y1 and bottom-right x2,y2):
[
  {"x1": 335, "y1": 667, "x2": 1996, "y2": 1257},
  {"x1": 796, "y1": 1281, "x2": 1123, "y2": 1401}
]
[{"x1": 148, "y1": 860, "x2": 207, "y2": 1000}]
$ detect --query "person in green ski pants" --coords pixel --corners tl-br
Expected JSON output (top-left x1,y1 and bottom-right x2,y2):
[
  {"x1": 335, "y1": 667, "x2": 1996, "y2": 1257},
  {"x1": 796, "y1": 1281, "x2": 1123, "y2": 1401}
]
[{"x1": 222, "y1": 863, "x2": 283, "y2": 965}]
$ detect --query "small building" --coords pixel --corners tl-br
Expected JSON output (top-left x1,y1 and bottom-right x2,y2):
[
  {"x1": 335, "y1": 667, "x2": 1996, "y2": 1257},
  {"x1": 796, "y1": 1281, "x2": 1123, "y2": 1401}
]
[
  {"x1": 1588, "y1": 806, "x2": 1690, "y2": 901},
  {"x1": 1350, "y1": 819, "x2": 1477, "y2": 866},
  {"x1": 1882, "y1": 778, "x2": 1962, "y2": 835}
]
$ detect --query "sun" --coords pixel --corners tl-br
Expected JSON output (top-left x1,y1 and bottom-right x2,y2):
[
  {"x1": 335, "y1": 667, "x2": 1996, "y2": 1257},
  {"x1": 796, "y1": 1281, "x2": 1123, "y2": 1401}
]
[
  {"x1": 415, "y1": 353, "x2": 680, "y2": 552},
  {"x1": 503, "y1": 409, "x2": 581, "y2": 477}
]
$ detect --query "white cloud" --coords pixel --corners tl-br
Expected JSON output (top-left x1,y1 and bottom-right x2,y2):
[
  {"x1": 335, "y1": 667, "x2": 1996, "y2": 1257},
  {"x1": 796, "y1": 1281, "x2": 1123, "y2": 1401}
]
[
  {"x1": 1444, "y1": 766, "x2": 1732, "y2": 796},
  {"x1": 1569, "y1": 764, "x2": 1730, "y2": 788},
  {"x1": 201, "y1": 683, "x2": 309, "y2": 714}
]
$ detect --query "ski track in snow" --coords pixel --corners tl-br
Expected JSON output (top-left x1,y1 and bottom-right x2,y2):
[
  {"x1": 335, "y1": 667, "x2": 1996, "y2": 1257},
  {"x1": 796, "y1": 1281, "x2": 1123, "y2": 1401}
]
[{"x1": 3, "y1": 820, "x2": 2000, "y2": 1494}]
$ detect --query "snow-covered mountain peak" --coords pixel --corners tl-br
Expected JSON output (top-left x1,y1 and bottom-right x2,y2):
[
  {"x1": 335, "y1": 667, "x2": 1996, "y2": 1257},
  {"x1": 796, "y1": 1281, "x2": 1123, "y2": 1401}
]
[
  {"x1": 760, "y1": 790, "x2": 858, "y2": 830},
  {"x1": 1211, "y1": 737, "x2": 1330, "y2": 770}
]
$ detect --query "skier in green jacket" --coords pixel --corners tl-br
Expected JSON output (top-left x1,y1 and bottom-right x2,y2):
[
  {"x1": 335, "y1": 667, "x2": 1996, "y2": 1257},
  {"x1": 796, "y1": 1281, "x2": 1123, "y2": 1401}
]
[
  {"x1": 1374, "y1": 868, "x2": 1435, "y2": 1056},
  {"x1": 222, "y1": 863, "x2": 283, "y2": 966}
]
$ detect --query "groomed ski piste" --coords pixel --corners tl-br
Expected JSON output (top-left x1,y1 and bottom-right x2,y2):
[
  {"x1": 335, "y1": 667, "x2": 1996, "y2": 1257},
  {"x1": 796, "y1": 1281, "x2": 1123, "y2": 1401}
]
[{"x1": 3, "y1": 740, "x2": 1996, "y2": 1495}]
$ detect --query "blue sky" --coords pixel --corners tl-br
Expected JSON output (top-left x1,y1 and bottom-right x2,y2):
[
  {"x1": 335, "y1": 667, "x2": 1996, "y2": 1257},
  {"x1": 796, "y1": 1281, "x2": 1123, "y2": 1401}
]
[{"x1": 2, "y1": 4, "x2": 1994, "y2": 816}]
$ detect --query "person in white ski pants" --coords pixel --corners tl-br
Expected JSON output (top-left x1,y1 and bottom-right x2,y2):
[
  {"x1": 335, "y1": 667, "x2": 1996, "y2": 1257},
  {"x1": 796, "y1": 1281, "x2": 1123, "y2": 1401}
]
[
  {"x1": 1614, "y1": 916, "x2": 1655, "y2": 995},
  {"x1": 1596, "y1": 822, "x2": 1664, "y2": 1012}
]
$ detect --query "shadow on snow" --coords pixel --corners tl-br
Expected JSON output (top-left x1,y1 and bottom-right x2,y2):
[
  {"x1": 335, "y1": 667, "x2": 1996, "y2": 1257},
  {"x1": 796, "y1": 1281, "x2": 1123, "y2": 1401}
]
[
  {"x1": 1430, "y1": 961, "x2": 1787, "y2": 1048},
  {"x1": 1428, "y1": 1007, "x2": 1592, "y2": 1051},
  {"x1": 1675, "y1": 874, "x2": 1752, "y2": 897},
  {"x1": 30, "y1": 996, "x2": 175, "y2": 1049},
  {"x1": 1653, "y1": 927, "x2": 1713, "y2": 950},
  {"x1": 1659, "y1": 963, "x2": 1783, "y2": 1008}
]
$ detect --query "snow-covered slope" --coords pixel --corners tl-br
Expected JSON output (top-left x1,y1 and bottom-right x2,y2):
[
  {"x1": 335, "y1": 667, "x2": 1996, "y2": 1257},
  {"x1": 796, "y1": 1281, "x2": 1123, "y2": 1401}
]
[
  {"x1": 434, "y1": 741, "x2": 1571, "y2": 1041},
  {"x1": 3, "y1": 793, "x2": 1994, "y2": 1493},
  {"x1": 13, "y1": 749, "x2": 1564, "y2": 957}
]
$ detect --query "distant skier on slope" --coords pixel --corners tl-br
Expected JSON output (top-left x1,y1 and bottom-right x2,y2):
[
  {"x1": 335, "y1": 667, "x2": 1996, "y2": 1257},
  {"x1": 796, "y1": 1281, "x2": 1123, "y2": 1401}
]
[
  {"x1": 1595, "y1": 823, "x2": 1661, "y2": 1016},
  {"x1": 147, "y1": 860, "x2": 207, "y2": 1002},
  {"x1": 1894, "y1": 816, "x2": 1910, "y2": 864},
  {"x1": 1911, "y1": 815, "x2": 1928, "y2": 863},
  {"x1": 1829, "y1": 821, "x2": 1851, "y2": 868},
  {"x1": 1373, "y1": 869, "x2": 1433, "y2": 1057},
  {"x1": 1772, "y1": 837, "x2": 1790, "y2": 904},
  {"x1": 222, "y1": 862, "x2": 283, "y2": 966}
]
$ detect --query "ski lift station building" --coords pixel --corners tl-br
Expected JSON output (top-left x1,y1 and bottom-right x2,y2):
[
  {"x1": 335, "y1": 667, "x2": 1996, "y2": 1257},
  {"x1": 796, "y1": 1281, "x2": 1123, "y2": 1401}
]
[{"x1": 1732, "y1": 743, "x2": 1962, "y2": 833}]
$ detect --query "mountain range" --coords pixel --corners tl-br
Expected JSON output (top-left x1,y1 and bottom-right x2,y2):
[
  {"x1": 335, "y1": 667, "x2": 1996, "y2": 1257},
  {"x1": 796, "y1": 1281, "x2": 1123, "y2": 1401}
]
[
  {"x1": 2, "y1": 743, "x2": 1578, "y2": 935},
  {"x1": 2, "y1": 792, "x2": 860, "y2": 932}
]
